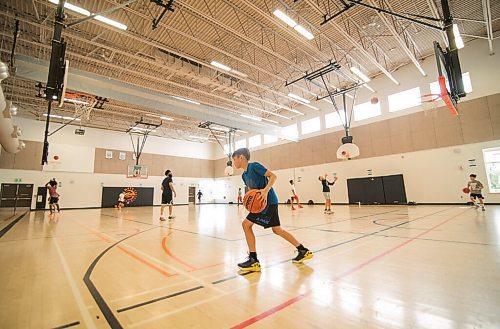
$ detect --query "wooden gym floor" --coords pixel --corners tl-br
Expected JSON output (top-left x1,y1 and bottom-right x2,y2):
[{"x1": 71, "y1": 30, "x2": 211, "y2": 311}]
[{"x1": 0, "y1": 204, "x2": 499, "y2": 328}]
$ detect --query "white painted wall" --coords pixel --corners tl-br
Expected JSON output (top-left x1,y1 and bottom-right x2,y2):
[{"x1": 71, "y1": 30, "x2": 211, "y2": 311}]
[
  {"x1": 13, "y1": 116, "x2": 214, "y2": 160},
  {"x1": 0, "y1": 169, "x2": 210, "y2": 209},
  {"x1": 216, "y1": 140, "x2": 500, "y2": 205},
  {"x1": 214, "y1": 38, "x2": 500, "y2": 160}
]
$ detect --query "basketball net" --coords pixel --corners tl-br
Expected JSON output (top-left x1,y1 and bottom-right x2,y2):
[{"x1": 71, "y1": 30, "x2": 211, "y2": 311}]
[{"x1": 64, "y1": 93, "x2": 97, "y2": 121}]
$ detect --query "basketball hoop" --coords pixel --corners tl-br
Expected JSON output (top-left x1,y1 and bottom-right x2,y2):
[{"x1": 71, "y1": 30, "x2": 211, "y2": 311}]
[{"x1": 63, "y1": 92, "x2": 97, "y2": 121}]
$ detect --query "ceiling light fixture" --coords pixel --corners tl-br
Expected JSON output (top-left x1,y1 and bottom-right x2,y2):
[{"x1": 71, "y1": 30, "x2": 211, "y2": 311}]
[
  {"x1": 210, "y1": 60, "x2": 231, "y2": 71},
  {"x1": 240, "y1": 114, "x2": 262, "y2": 122},
  {"x1": 273, "y1": 9, "x2": 314, "y2": 40},
  {"x1": 172, "y1": 95, "x2": 200, "y2": 105},
  {"x1": 350, "y1": 67, "x2": 371, "y2": 82},
  {"x1": 48, "y1": 0, "x2": 127, "y2": 30},
  {"x1": 288, "y1": 93, "x2": 310, "y2": 104}
]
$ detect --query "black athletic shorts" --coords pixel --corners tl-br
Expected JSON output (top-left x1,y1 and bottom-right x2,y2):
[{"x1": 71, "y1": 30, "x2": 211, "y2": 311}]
[
  {"x1": 162, "y1": 193, "x2": 173, "y2": 205},
  {"x1": 470, "y1": 193, "x2": 484, "y2": 199},
  {"x1": 246, "y1": 204, "x2": 280, "y2": 229},
  {"x1": 49, "y1": 197, "x2": 59, "y2": 204}
]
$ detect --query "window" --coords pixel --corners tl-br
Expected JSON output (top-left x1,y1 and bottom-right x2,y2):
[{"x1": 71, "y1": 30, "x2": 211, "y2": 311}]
[
  {"x1": 325, "y1": 110, "x2": 346, "y2": 128},
  {"x1": 282, "y1": 124, "x2": 299, "y2": 139},
  {"x1": 264, "y1": 134, "x2": 278, "y2": 144},
  {"x1": 248, "y1": 135, "x2": 262, "y2": 148},
  {"x1": 483, "y1": 147, "x2": 500, "y2": 193},
  {"x1": 430, "y1": 72, "x2": 473, "y2": 96},
  {"x1": 235, "y1": 139, "x2": 246, "y2": 149},
  {"x1": 353, "y1": 101, "x2": 381, "y2": 121},
  {"x1": 388, "y1": 87, "x2": 421, "y2": 112},
  {"x1": 301, "y1": 117, "x2": 320, "y2": 135}
]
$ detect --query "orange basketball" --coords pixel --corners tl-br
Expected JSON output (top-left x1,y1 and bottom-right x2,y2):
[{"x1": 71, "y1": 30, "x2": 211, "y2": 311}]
[
  {"x1": 370, "y1": 96, "x2": 379, "y2": 104},
  {"x1": 243, "y1": 189, "x2": 267, "y2": 213},
  {"x1": 462, "y1": 187, "x2": 470, "y2": 194},
  {"x1": 53, "y1": 155, "x2": 59, "y2": 160}
]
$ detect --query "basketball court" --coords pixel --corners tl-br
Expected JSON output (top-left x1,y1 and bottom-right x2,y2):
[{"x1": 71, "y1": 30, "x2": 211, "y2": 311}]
[{"x1": 1, "y1": 0, "x2": 500, "y2": 328}]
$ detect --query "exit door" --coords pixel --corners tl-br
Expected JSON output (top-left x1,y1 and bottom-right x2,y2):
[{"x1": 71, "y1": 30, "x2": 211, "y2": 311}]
[
  {"x1": 1, "y1": 183, "x2": 34, "y2": 209},
  {"x1": 188, "y1": 186, "x2": 196, "y2": 204}
]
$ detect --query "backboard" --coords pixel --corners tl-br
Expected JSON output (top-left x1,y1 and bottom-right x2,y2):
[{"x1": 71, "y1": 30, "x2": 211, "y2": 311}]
[{"x1": 127, "y1": 164, "x2": 148, "y2": 179}]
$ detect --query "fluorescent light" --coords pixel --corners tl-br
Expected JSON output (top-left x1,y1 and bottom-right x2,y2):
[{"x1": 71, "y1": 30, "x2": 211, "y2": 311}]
[
  {"x1": 171, "y1": 95, "x2": 200, "y2": 105},
  {"x1": 231, "y1": 69, "x2": 248, "y2": 78},
  {"x1": 240, "y1": 114, "x2": 262, "y2": 122},
  {"x1": 189, "y1": 135, "x2": 209, "y2": 140},
  {"x1": 288, "y1": 93, "x2": 310, "y2": 104},
  {"x1": 211, "y1": 61, "x2": 231, "y2": 71},
  {"x1": 363, "y1": 84, "x2": 376, "y2": 93},
  {"x1": 293, "y1": 25, "x2": 314, "y2": 40},
  {"x1": 43, "y1": 113, "x2": 81, "y2": 121},
  {"x1": 262, "y1": 117, "x2": 279, "y2": 124},
  {"x1": 95, "y1": 15, "x2": 127, "y2": 30},
  {"x1": 273, "y1": 9, "x2": 297, "y2": 28},
  {"x1": 160, "y1": 116, "x2": 174, "y2": 121},
  {"x1": 350, "y1": 67, "x2": 371, "y2": 82},
  {"x1": 236, "y1": 129, "x2": 248, "y2": 134},
  {"x1": 453, "y1": 24, "x2": 464, "y2": 49},
  {"x1": 210, "y1": 125, "x2": 231, "y2": 132},
  {"x1": 49, "y1": 0, "x2": 90, "y2": 16},
  {"x1": 282, "y1": 107, "x2": 304, "y2": 115}
]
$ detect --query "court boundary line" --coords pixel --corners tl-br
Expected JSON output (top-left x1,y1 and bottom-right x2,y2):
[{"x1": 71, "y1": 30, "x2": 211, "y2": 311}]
[
  {"x1": 0, "y1": 211, "x2": 27, "y2": 238},
  {"x1": 229, "y1": 208, "x2": 467, "y2": 328}
]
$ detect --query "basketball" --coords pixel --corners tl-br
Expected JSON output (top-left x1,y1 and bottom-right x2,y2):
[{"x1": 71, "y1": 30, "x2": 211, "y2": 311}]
[
  {"x1": 243, "y1": 189, "x2": 267, "y2": 213},
  {"x1": 53, "y1": 155, "x2": 59, "y2": 160},
  {"x1": 370, "y1": 96, "x2": 379, "y2": 104},
  {"x1": 341, "y1": 150, "x2": 347, "y2": 155},
  {"x1": 462, "y1": 187, "x2": 470, "y2": 194}
]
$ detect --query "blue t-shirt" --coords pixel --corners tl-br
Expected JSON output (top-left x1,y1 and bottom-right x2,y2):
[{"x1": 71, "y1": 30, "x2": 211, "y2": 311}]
[{"x1": 242, "y1": 162, "x2": 278, "y2": 205}]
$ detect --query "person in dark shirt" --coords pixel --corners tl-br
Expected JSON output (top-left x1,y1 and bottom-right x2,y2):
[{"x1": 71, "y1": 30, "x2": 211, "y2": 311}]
[
  {"x1": 160, "y1": 170, "x2": 176, "y2": 220},
  {"x1": 197, "y1": 190, "x2": 203, "y2": 204},
  {"x1": 319, "y1": 174, "x2": 338, "y2": 214},
  {"x1": 232, "y1": 148, "x2": 313, "y2": 272}
]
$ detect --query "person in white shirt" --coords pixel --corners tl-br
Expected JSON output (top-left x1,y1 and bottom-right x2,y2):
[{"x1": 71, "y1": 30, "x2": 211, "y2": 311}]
[{"x1": 289, "y1": 180, "x2": 303, "y2": 210}]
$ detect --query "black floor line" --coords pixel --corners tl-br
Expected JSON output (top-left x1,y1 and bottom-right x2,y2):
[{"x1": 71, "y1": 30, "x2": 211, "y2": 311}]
[
  {"x1": 117, "y1": 286, "x2": 204, "y2": 313},
  {"x1": 52, "y1": 321, "x2": 80, "y2": 329},
  {"x1": 0, "y1": 212, "x2": 27, "y2": 239},
  {"x1": 83, "y1": 226, "x2": 159, "y2": 329}
]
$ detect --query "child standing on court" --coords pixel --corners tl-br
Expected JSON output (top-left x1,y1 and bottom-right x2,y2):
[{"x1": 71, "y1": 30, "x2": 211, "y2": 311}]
[
  {"x1": 468, "y1": 174, "x2": 485, "y2": 211},
  {"x1": 232, "y1": 148, "x2": 313, "y2": 271},
  {"x1": 319, "y1": 174, "x2": 337, "y2": 214},
  {"x1": 237, "y1": 187, "x2": 243, "y2": 206},
  {"x1": 45, "y1": 178, "x2": 60, "y2": 214},
  {"x1": 289, "y1": 179, "x2": 303, "y2": 210}
]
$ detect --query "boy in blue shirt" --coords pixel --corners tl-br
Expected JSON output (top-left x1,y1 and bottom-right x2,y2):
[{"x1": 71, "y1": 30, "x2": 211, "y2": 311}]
[{"x1": 232, "y1": 148, "x2": 313, "y2": 271}]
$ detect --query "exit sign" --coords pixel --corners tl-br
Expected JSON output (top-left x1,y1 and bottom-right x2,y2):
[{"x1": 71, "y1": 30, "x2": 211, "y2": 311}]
[{"x1": 75, "y1": 128, "x2": 85, "y2": 135}]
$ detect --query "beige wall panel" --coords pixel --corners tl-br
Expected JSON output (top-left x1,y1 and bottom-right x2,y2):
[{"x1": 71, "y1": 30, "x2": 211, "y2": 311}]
[
  {"x1": 390, "y1": 131, "x2": 413, "y2": 154},
  {"x1": 435, "y1": 124, "x2": 464, "y2": 148},
  {"x1": 200, "y1": 159, "x2": 214, "y2": 178},
  {"x1": 458, "y1": 97, "x2": 490, "y2": 120},
  {"x1": 490, "y1": 116, "x2": 500, "y2": 139},
  {"x1": 0, "y1": 149, "x2": 15, "y2": 169},
  {"x1": 372, "y1": 137, "x2": 392, "y2": 157},
  {"x1": 389, "y1": 115, "x2": 411, "y2": 136},
  {"x1": 355, "y1": 136, "x2": 373, "y2": 159},
  {"x1": 409, "y1": 111, "x2": 435, "y2": 132},
  {"x1": 369, "y1": 120, "x2": 390, "y2": 139},
  {"x1": 412, "y1": 129, "x2": 437, "y2": 151},
  {"x1": 13, "y1": 141, "x2": 43, "y2": 171},
  {"x1": 486, "y1": 94, "x2": 500, "y2": 118},
  {"x1": 432, "y1": 105, "x2": 461, "y2": 127},
  {"x1": 462, "y1": 119, "x2": 494, "y2": 144},
  {"x1": 150, "y1": 154, "x2": 165, "y2": 176}
]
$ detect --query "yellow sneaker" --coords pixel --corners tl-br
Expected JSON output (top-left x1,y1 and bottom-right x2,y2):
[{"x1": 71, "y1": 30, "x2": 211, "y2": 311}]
[
  {"x1": 237, "y1": 256, "x2": 261, "y2": 272},
  {"x1": 292, "y1": 250, "x2": 313, "y2": 263}
]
